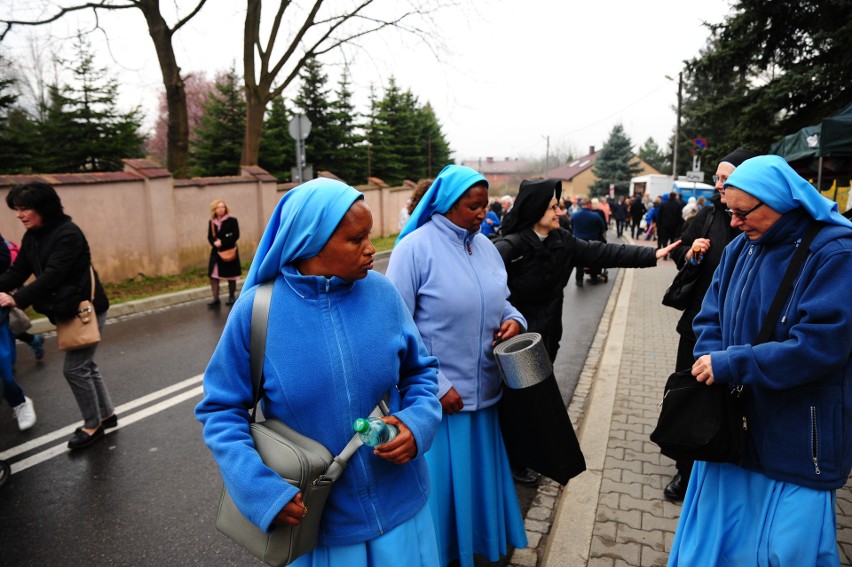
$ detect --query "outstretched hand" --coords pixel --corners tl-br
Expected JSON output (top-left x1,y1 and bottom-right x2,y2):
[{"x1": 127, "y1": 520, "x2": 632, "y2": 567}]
[{"x1": 656, "y1": 240, "x2": 682, "y2": 260}]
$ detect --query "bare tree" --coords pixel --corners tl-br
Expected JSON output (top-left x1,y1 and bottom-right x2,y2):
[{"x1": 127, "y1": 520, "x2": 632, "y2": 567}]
[
  {"x1": 0, "y1": 0, "x2": 208, "y2": 177},
  {"x1": 241, "y1": 0, "x2": 451, "y2": 166}
]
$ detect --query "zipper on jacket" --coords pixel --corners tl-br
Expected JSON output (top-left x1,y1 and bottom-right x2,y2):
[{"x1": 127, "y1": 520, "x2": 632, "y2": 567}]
[
  {"x1": 734, "y1": 245, "x2": 758, "y2": 332},
  {"x1": 781, "y1": 251, "x2": 813, "y2": 324},
  {"x1": 465, "y1": 238, "x2": 486, "y2": 405},
  {"x1": 322, "y1": 278, "x2": 386, "y2": 533},
  {"x1": 810, "y1": 406, "x2": 821, "y2": 475}
]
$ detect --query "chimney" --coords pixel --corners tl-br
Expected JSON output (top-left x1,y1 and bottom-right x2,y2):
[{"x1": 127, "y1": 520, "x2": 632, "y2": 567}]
[
  {"x1": 486, "y1": 157, "x2": 494, "y2": 163},
  {"x1": 589, "y1": 146, "x2": 595, "y2": 155}
]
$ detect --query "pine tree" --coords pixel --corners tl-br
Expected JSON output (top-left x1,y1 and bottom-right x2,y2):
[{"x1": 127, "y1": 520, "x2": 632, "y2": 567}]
[
  {"x1": 367, "y1": 78, "x2": 408, "y2": 185},
  {"x1": 326, "y1": 69, "x2": 366, "y2": 184},
  {"x1": 590, "y1": 124, "x2": 642, "y2": 198},
  {"x1": 293, "y1": 57, "x2": 335, "y2": 175},
  {"x1": 259, "y1": 94, "x2": 296, "y2": 181},
  {"x1": 418, "y1": 103, "x2": 452, "y2": 178},
  {"x1": 0, "y1": 61, "x2": 38, "y2": 174},
  {"x1": 189, "y1": 68, "x2": 246, "y2": 177},
  {"x1": 638, "y1": 137, "x2": 668, "y2": 174},
  {"x1": 37, "y1": 34, "x2": 145, "y2": 172}
]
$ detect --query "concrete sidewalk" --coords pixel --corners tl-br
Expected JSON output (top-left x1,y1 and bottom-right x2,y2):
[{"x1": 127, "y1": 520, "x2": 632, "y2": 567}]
[{"x1": 509, "y1": 248, "x2": 852, "y2": 566}]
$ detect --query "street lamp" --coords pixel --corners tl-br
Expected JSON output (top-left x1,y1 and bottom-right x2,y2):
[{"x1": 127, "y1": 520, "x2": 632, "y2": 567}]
[{"x1": 665, "y1": 73, "x2": 683, "y2": 180}]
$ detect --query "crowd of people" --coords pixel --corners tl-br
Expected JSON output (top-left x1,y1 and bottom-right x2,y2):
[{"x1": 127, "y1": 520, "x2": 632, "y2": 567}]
[{"x1": 3, "y1": 150, "x2": 849, "y2": 566}]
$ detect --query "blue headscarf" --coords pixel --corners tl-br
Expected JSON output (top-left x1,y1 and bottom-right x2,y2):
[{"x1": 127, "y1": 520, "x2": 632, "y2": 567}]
[
  {"x1": 725, "y1": 155, "x2": 852, "y2": 228},
  {"x1": 243, "y1": 178, "x2": 363, "y2": 288},
  {"x1": 396, "y1": 164, "x2": 488, "y2": 243}
]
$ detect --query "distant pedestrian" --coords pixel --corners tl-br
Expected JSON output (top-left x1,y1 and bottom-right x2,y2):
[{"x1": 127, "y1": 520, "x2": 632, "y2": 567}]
[
  {"x1": 480, "y1": 201, "x2": 502, "y2": 238},
  {"x1": 629, "y1": 193, "x2": 646, "y2": 239},
  {"x1": 612, "y1": 196, "x2": 629, "y2": 237},
  {"x1": 657, "y1": 192, "x2": 683, "y2": 250},
  {"x1": 571, "y1": 198, "x2": 607, "y2": 286},
  {"x1": 0, "y1": 182, "x2": 115, "y2": 449},
  {"x1": 207, "y1": 199, "x2": 241, "y2": 307}
]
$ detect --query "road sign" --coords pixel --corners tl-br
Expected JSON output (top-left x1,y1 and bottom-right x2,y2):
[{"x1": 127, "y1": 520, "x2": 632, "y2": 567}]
[
  {"x1": 685, "y1": 171, "x2": 704, "y2": 182},
  {"x1": 288, "y1": 114, "x2": 312, "y2": 141}
]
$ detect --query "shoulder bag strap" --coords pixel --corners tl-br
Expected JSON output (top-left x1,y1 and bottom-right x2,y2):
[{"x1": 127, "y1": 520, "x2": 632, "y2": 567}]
[
  {"x1": 754, "y1": 222, "x2": 822, "y2": 345},
  {"x1": 247, "y1": 279, "x2": 383, "y2": 481}
]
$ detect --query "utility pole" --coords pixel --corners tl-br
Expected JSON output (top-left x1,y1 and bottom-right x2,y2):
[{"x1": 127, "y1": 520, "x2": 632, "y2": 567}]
[
  {"x1": 672, "y1": 72, "x2": 682, "y2": 180},
  {"x1": 543, "y1": 135, "x2": 550, "y2": 174}
]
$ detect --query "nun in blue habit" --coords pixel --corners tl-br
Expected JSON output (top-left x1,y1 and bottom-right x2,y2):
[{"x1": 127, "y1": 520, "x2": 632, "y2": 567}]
[
  {"x1": 196, "y1": 178, "x2": 442, "y2": 567},
  {"x1": 668, "y1": 155, "x2": 852, "y2": 566},
  {"x1": 387, "y1": 165, "x2": 528, "y2": 567}
]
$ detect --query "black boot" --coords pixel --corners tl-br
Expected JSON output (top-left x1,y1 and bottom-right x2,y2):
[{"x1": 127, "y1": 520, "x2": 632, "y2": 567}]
[
  {"x1": 225, "y1": 295, "x2": 236, "y2": 306},
  {"x1": 207, "y1": 298, "x2": 221, "y2": 307}
]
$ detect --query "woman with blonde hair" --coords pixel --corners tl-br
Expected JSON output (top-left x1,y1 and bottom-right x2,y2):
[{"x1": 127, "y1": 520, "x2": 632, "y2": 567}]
[{"x1": 207, "y1": 199, "x2": 241, "y2": 306}]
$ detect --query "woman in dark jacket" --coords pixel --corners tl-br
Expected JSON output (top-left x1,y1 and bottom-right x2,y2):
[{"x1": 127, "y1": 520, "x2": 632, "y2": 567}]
[
  {"x1": 207, "y1": 199, "x2": 241, "y2": 306},
  {"x1": 0, "y1": 182, "x2": 115, "y2": 450},
  {"x1": 660, "y1": 148, "x2": 758, "y2": 501},
  {"x1": 495, "y1": 179, "x2": 678, "y2": 363}
]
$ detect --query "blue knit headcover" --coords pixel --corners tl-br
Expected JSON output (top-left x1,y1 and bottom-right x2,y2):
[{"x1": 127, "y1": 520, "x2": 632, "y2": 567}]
[
  {"x1": 243, "y1": 178, "x2": 363, "y2": 288},
  {"x1": 724, "y1": 155, "x2": 852, "y2": 228},
  {"x1": 396, "y1": 164, "x2": 488, "y2": 243}
]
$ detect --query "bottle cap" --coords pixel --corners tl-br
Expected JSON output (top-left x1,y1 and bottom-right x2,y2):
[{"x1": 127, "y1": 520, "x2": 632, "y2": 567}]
[{"x1": 353, "y1": 418, "x2": 369, "y2": 433}]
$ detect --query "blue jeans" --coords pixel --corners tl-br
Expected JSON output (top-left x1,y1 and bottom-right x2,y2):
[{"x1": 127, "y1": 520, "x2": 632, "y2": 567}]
[
  {"x1": 0, "y1": 317, "x2": 25, "y2": 408},
  {"x1": 63, "y1": 310, "x2": 114, "y2": 428}
]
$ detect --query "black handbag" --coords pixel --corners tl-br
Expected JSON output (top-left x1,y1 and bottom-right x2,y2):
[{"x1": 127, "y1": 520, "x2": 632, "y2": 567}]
[
  {"x1": 661, "y1": 262, "x2": 702, "y2": 310},
  {"x1": 651, "y1": 223, "x2": 822, "y2": 463},
  {"x1": 661, "y1": 209, "x2": 715, "y2": 311}
]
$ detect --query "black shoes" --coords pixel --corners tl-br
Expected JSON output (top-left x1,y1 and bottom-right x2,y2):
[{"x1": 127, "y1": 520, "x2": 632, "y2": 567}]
[
  {"x1": 225, "y1": 295, "x2": 236, "y2": 306},
  {"x1": 102, "y1": 414, "x2": 118, "y2": 429},
  {"x1": 68, "y1": 425, "x2": 105, "y2": 450},
  {"x1": 207, "y1": 299, "x2": 221, "y2": 308},
  {"x1": 511, "y1": 466, "x2": 541, "y2": 485},
  {"x1": 664, "y1": 473, "x2": 687, "y2": 501}
]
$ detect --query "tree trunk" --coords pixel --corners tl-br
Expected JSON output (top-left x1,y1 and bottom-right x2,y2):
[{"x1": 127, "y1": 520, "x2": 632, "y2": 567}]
[
  {"x1": 138, "y1": 1, "x2": 189, "y2": 177},
  {"x1": 242, "y1": 89, "x2": 266, "y2": 167}
]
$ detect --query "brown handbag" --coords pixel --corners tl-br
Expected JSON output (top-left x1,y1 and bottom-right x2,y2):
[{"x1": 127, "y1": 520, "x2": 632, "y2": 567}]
[
  {"x1": 55, "y1": 267, "x2": 101, "y2": 351},
  {"x1": 211, "y1": 221, "x2": 238, "y2": 262}
]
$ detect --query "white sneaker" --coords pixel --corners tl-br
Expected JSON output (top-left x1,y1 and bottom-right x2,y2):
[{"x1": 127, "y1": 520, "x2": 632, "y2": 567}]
[{"x1": 13, "y1": 396, "x2": 36, "y2": 431}]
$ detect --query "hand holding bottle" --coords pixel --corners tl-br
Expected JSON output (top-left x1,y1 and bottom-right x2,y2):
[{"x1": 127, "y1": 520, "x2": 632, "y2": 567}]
[{"x1": 358, "y1": 416, "x2": 418, "y2": 465}]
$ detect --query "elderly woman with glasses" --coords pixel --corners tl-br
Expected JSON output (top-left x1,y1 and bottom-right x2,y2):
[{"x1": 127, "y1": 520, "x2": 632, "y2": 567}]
[
  {"x1": 660, "y1": 148, "x2": 759, "y2": 502},
  {"x1": 668, "y1": 155, "x2": 852, "y2": 566}
]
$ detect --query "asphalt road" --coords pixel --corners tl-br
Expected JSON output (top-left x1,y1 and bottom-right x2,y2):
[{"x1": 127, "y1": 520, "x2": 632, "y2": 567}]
[{"x1": 0, "y1": 239, "x2": 618, "y2": 566}]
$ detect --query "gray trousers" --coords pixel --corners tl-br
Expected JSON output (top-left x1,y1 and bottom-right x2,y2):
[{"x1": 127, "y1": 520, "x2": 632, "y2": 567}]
[{"x1": 63, "y1": 311, "x2": 114, "y2": 428}]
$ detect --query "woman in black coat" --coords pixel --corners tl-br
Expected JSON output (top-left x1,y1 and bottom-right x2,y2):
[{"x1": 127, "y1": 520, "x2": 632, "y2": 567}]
[
  {"x1": 0, "y1": 182, "x2": 114, "y2": 450},
  {"x1": 207, "y1": 199, "x2": 241, "y2": 306},
  {"x1": 494, "y1": 179, "x2": 678, "y2": 363}
]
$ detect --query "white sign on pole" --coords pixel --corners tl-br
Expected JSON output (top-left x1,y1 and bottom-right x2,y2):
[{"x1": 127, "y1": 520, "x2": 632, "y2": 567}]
[
  {"x1": 288, "y1": 115, "x2": 312, "y2": 140},
  {"x1": 685, "y1": 171, "x2": 704, "y2": 182}
]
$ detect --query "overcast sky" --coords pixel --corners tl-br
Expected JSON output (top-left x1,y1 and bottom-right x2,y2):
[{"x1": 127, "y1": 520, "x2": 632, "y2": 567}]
[{"x1": 2, "y1": 0, "x2": 734, "y2": 163}]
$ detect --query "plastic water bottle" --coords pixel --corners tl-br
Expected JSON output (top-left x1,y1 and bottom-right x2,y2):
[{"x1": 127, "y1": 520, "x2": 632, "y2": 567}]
[{"x1": 353, "y1": 417, "x2": 399, "y2": 447}]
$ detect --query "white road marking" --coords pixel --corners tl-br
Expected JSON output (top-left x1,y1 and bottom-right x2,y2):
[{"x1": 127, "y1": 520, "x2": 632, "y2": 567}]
[{"x1": 2, "y1": 374, "x2": 205, "y2": 472}]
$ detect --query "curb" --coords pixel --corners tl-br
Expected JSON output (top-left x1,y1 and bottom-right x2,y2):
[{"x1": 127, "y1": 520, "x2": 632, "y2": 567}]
[{"x1": 508, "y1": 265, "x2": 628, "y2": 567}]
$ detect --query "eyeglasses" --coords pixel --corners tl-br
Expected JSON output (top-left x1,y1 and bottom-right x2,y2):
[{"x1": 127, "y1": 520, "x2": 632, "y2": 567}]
[
  {"x1": 725, "y1": 201, "x2": 764, "y2": 221},
  {"x1": 549, "y1": 204, "x2": 562, "y2": 212},
  {"x1": 712, "y1": 175, "x2": 728, "y2": 184}
]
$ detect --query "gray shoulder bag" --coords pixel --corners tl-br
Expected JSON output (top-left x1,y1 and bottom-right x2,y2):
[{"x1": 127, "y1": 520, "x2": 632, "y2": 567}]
[{"x1": 215, "y1": 281, "x2": 388, "y2": 566}]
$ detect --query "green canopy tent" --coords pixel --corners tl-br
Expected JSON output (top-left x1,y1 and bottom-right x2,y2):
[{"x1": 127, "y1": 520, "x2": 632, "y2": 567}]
[{"x1": 770, "y1": 103, "x2": 852, "y2": 192}]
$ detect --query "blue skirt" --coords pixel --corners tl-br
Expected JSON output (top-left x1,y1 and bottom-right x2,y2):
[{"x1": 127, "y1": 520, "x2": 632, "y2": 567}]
[
  {"x1": 426, "y1": 405, "x2": 527, "y2": 567},
  {"x1": 291, "y1": 503, "x2": 438, "y2": 567},
  {"x1": 669, "y1": 461, "x2": 840, "y2": 566}
]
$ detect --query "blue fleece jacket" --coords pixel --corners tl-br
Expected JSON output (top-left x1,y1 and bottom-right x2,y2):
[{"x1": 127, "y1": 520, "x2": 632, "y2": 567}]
[
  {"x1": 195, "y1": 266, "x2": 441, "y2": 545},
  {"x1": 385, "y1": 214, "x2": 526, "y2": 409},
  {"x1": 693, "y1": 208, "x2": 852, "y2": 489}
]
